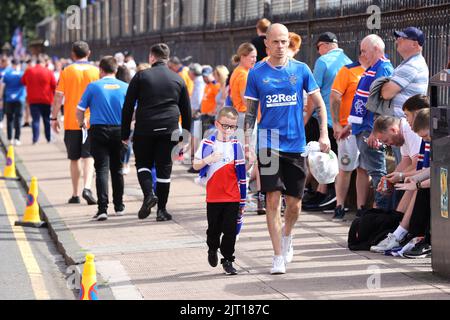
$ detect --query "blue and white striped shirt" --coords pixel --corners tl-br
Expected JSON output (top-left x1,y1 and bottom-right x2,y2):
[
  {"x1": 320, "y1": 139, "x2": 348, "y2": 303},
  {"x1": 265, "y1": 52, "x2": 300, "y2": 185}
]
[{"x1": 390, "y1": 53, "x2": 429, "y2": 118}]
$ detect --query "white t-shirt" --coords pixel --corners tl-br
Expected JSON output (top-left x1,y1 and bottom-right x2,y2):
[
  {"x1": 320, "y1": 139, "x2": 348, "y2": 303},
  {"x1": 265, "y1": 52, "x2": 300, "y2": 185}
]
[{"x1": 400, "y1": 118, "x2": 421, "y2": 159}]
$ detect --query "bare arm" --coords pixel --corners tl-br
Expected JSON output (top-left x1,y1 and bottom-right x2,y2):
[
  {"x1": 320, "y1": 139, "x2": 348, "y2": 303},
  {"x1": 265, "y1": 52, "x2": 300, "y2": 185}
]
[
  {"x1": 381, "y1": 81, "x2": 402, "y2": 100},
  {"x1": 244, "y1": 99, "x2": 259, "y2": 148},
  {"x1": 193, "y1": 152, "x2": 223, "y2": 171},
  {"x1": 310, "y1": 91, "x2": 331, "y2": 153},
  {"x1": 303, "y1": 95, "x2": 315, "y2": 125},
  {"x1": 51, "y1": 91, "x2": 64, "y2": 133},
  {"x1": 330, "y1": 90, "x2": 348, "y2": 140},
  {"x1": 76, "y1": 109, "x2": 85, "y2": 129}
]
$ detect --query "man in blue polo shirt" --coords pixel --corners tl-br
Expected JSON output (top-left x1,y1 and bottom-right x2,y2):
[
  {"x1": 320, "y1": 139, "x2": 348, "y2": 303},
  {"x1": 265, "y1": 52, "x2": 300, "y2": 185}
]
[
  {"x1": 76, "y1": 56, "x2": 129, "y2": 221},
  {"x1": 244, "y1": 23, "x2": 330, "y2": 275}
]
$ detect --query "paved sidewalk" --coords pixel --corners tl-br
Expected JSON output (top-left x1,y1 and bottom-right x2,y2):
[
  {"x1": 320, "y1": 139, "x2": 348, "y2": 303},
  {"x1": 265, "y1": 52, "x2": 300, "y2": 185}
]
[{"x1": 3, "y1": 125, "x2": 450, "y2": 300}]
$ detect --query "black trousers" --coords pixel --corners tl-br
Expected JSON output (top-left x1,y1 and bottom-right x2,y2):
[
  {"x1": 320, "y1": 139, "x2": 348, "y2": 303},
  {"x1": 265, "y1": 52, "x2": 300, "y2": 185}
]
[
  {"x1": 409, "y1": 188, "x2": 431, "y2": 244},
  {"x1": 5, "y1": 101, "x2": 23, "y2": 140},
  {"x1": 90, "y1": 125, "x2": 125, "y2": 211},
  {"x1": 206, "y1": 202, "x2": 239, "y2": 262},
  {"x1": 132, "y1": 134, "x2": 177, "y2": 210}
]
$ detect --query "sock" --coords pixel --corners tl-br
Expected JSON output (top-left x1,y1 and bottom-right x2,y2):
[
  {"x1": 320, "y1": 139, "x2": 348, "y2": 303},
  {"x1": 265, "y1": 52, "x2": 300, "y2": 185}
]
[
  {"x1": 137, "y1": 169, "x2": 153, "y2": 198},
  {"x1": 393, "y1": 225, "x2": 408, "y2": 241},
  {"x1": 156, "y1": 182, "x2": 170, "y2": 210}
]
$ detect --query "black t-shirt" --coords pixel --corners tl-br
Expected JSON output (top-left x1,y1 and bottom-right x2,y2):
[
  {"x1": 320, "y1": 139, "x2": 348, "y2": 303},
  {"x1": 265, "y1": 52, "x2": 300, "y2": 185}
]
[
  {"x1": 121, "y1": 61, "x2": 191, "y2": 139},
  {"x1": 251, "y1": 35, "x2": 267, "y2": 62}
]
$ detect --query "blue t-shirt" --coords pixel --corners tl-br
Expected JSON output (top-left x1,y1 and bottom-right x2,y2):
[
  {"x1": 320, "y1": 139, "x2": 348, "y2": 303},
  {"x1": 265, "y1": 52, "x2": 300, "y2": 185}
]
[
  {"x1": 351, "y1": 60, "x2": 394, "y2": 135},
  {"x1": 313, "y1": 48, "x2": 352, "y2": 127},
  {"x1": 78, "y1": 77, "x2": 128, "y2": 125},
  {"x1": 244, "y1": 59, "x2": 319, "y2": 153},
  {"x1": 2, "y1": 69, "x2": 26, "y2": 103}
]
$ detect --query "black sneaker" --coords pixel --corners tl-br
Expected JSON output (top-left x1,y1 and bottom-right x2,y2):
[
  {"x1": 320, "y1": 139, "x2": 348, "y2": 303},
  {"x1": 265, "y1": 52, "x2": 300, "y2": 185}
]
[
  {"x1": 138, "y1": 194, "x2": 158, "y2": 219},
  {"x1": 156, "y1": 208, "x2": 172, "y2": 222},
  {"x1": 302, "y1": 191, "x2": 323, "y2": 206},
  {"x1": 114, "y1": 204, "x2": 125, "y2": 216},
  {"x1": 222, "y1": 260, "x2": 237, "y2": 275},
  {"x1": 92, "y1": 211, "x2": 108, "y2": 221},
  {"x1": 22, "y1": 122, "x2": 30, "y2": 128},
  {"x1": 82, "y1": 189, "x2": 97, "y2": 205},
  {"x1": 403, "y1": 239, "x2": 432, "y2": 259},
  {"x1": 187, "y1": 167, "x2": 200, "y2": 174},
  {"x1": 68, "y1": 196, "x2": 80, "y2": 204},
  {"x1": 303, "y1": 191, "x2": 336, "y2": 212},
  {"x1": 332, "y1": 205, "x2": 346, "y2": 222},
  {"x1": 208, "y1": 250, "x2": 218, "y2": 267}
]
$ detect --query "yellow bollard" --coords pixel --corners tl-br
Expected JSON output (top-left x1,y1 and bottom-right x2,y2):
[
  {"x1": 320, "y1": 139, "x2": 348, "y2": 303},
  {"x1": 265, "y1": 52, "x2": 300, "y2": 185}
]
[
  {"x1": 15, "y1": 177, "x2": 46, "y2": 228},
  {"x1": 79, "y1": 253, "x2": 99, "y2": 300}
]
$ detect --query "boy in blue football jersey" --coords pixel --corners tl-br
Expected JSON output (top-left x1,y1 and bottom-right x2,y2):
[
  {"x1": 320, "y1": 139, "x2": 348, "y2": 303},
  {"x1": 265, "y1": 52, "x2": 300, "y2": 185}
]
[{"x1": 244, "y1": 23, "x2": 331, "y2": 274}]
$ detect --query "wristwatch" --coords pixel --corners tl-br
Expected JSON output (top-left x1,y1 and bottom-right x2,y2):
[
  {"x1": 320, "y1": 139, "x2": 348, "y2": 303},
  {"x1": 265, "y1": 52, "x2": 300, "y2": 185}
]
[
  {"x1": 416, "y1": 181, "x2": 422, "y2": 190},
  {"x1": 50, "y1": 118, "x2": 57, "y2": 121}
]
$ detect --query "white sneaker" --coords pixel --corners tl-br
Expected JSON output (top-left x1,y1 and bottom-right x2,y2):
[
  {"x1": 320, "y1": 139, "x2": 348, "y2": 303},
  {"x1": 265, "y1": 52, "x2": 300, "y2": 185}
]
[
  {"x1": 115, "y1": 209, "x2": 125, "y2": 216},
  {"x1": 8, "y1": 140, "x2": 13, "y2": 145},
  {"x1": 282, "y1": 234, "x2": 294, "y2": 263},
  {"x1": 14, "y1": 139, "x2": 21, "y2": 146},
  {"x1": 370, "y1": 233, "x2": 400, "y2": 253},
  {"x1": 270, "y1": 255, "x2": 286, "y2": 274},
  {"x1": 121, "y1": 166, "x2": 130, "y2": 175}
]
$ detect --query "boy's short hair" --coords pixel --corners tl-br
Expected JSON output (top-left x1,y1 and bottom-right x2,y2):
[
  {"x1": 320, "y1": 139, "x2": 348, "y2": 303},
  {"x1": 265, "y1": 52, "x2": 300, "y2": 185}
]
[
  {"x1": 99, "y1": 56, "x2": 118, "y2": 74},
  {"x1": 216, "y1": 107, "x2": 239, "y2": 121},
  {"x1": 402, "y1": 94, "x2": 430, "y2": 112},
  {"x1": 412, "y1": 108, "x2": 430, "y2": 133}
]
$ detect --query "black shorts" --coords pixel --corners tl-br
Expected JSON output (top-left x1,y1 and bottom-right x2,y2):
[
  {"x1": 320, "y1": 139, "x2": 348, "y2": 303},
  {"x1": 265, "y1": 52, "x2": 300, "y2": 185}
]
[
  {"x1": 257, "y1": 149, "x2": 307, "y2": 199},
  {"x1": 64, "y1": 130, "x2": 92, "y2": 160}
]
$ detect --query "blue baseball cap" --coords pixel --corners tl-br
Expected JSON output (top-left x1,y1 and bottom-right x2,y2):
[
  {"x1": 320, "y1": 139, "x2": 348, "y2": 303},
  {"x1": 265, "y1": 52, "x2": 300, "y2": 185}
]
[
  {"x1": 394, "y1": 27, "x2": 425, "y2": 46},
  {"x1": 202, "y1": 66, "x2": 213, "y2": 77}
]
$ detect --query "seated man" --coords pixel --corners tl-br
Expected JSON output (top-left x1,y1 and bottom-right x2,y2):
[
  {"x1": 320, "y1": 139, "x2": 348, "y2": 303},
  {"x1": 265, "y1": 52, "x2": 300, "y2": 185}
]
[
  {"x1": 372, "y1": 114, "x2": 422, "y2": 212},
  {"x1": 370, "y1": 108, "x2": 431, "y2": 255}
]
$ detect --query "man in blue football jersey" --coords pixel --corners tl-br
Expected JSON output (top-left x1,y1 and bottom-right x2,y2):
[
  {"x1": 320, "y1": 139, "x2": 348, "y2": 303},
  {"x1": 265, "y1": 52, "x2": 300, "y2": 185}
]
[
  {"x1": 76, "y1": 56, "x2": 129, "y2": 221},
  {"x1": 244, "y1": 23, "x2": 330, "y2": 275}
]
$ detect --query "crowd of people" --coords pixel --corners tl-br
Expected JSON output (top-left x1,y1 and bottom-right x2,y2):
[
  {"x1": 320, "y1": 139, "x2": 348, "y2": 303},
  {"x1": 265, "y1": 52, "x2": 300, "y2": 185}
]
[{"x1": 0, "y1": 17, "x2": 437, "y2": 276}]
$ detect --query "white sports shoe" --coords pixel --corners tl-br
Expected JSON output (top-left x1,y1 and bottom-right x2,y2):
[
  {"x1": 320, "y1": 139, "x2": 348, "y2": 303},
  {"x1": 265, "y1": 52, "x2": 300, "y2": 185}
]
[
  {"x1": 282, "y1": 234, "x2": 294, "y2": 263},
  {"x1": 370, "y1": 233, "x2": 400, "y2": 253},
  {"x1": 270, "y1": 255, "x2": 286, "y2": 274},
  {"x1": 14, "y1": 139, "x2": 21, "y2": 146}
]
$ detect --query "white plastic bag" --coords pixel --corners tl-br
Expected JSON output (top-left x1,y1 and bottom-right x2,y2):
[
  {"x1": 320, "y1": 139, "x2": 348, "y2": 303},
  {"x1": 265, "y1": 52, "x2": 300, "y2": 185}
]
[{"x1": 301, "y1": 141, "x2": 339, "y2": 184}]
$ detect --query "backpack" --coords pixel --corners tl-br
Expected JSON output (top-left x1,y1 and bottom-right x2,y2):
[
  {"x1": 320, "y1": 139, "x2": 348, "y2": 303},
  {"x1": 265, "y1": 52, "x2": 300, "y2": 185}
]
[{"x1": 348, "y1": 208, "x2": 403, "y2": 251}]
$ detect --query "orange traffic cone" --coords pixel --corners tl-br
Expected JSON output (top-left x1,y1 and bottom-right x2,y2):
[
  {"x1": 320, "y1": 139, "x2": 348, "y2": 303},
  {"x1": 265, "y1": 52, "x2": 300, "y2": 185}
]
[
  {"x1": 79, "y1": 253, "x2": 99, "y2": 300},
  {"x1": 3, "y1": 145, "x2": 17, "y2": 179},
  {"x1": 15, "y1": 177, "x2": 46, "y2": 228}
]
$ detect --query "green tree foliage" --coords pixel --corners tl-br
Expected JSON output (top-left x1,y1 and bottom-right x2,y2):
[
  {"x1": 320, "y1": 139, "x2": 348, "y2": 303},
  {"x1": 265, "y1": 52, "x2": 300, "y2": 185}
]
[
  {"x1": 54, "y1": 0, "x2": 80, "y2": 13},
  {"x1": 0, "y1": 0, "x2": 78, "y2": 48}
]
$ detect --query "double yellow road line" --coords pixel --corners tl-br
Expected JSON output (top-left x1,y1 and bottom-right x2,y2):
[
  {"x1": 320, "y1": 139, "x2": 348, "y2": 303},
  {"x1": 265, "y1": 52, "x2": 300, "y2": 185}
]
[{"x1": 0, "y1": 179, "x2": 50, "y2": 300}]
